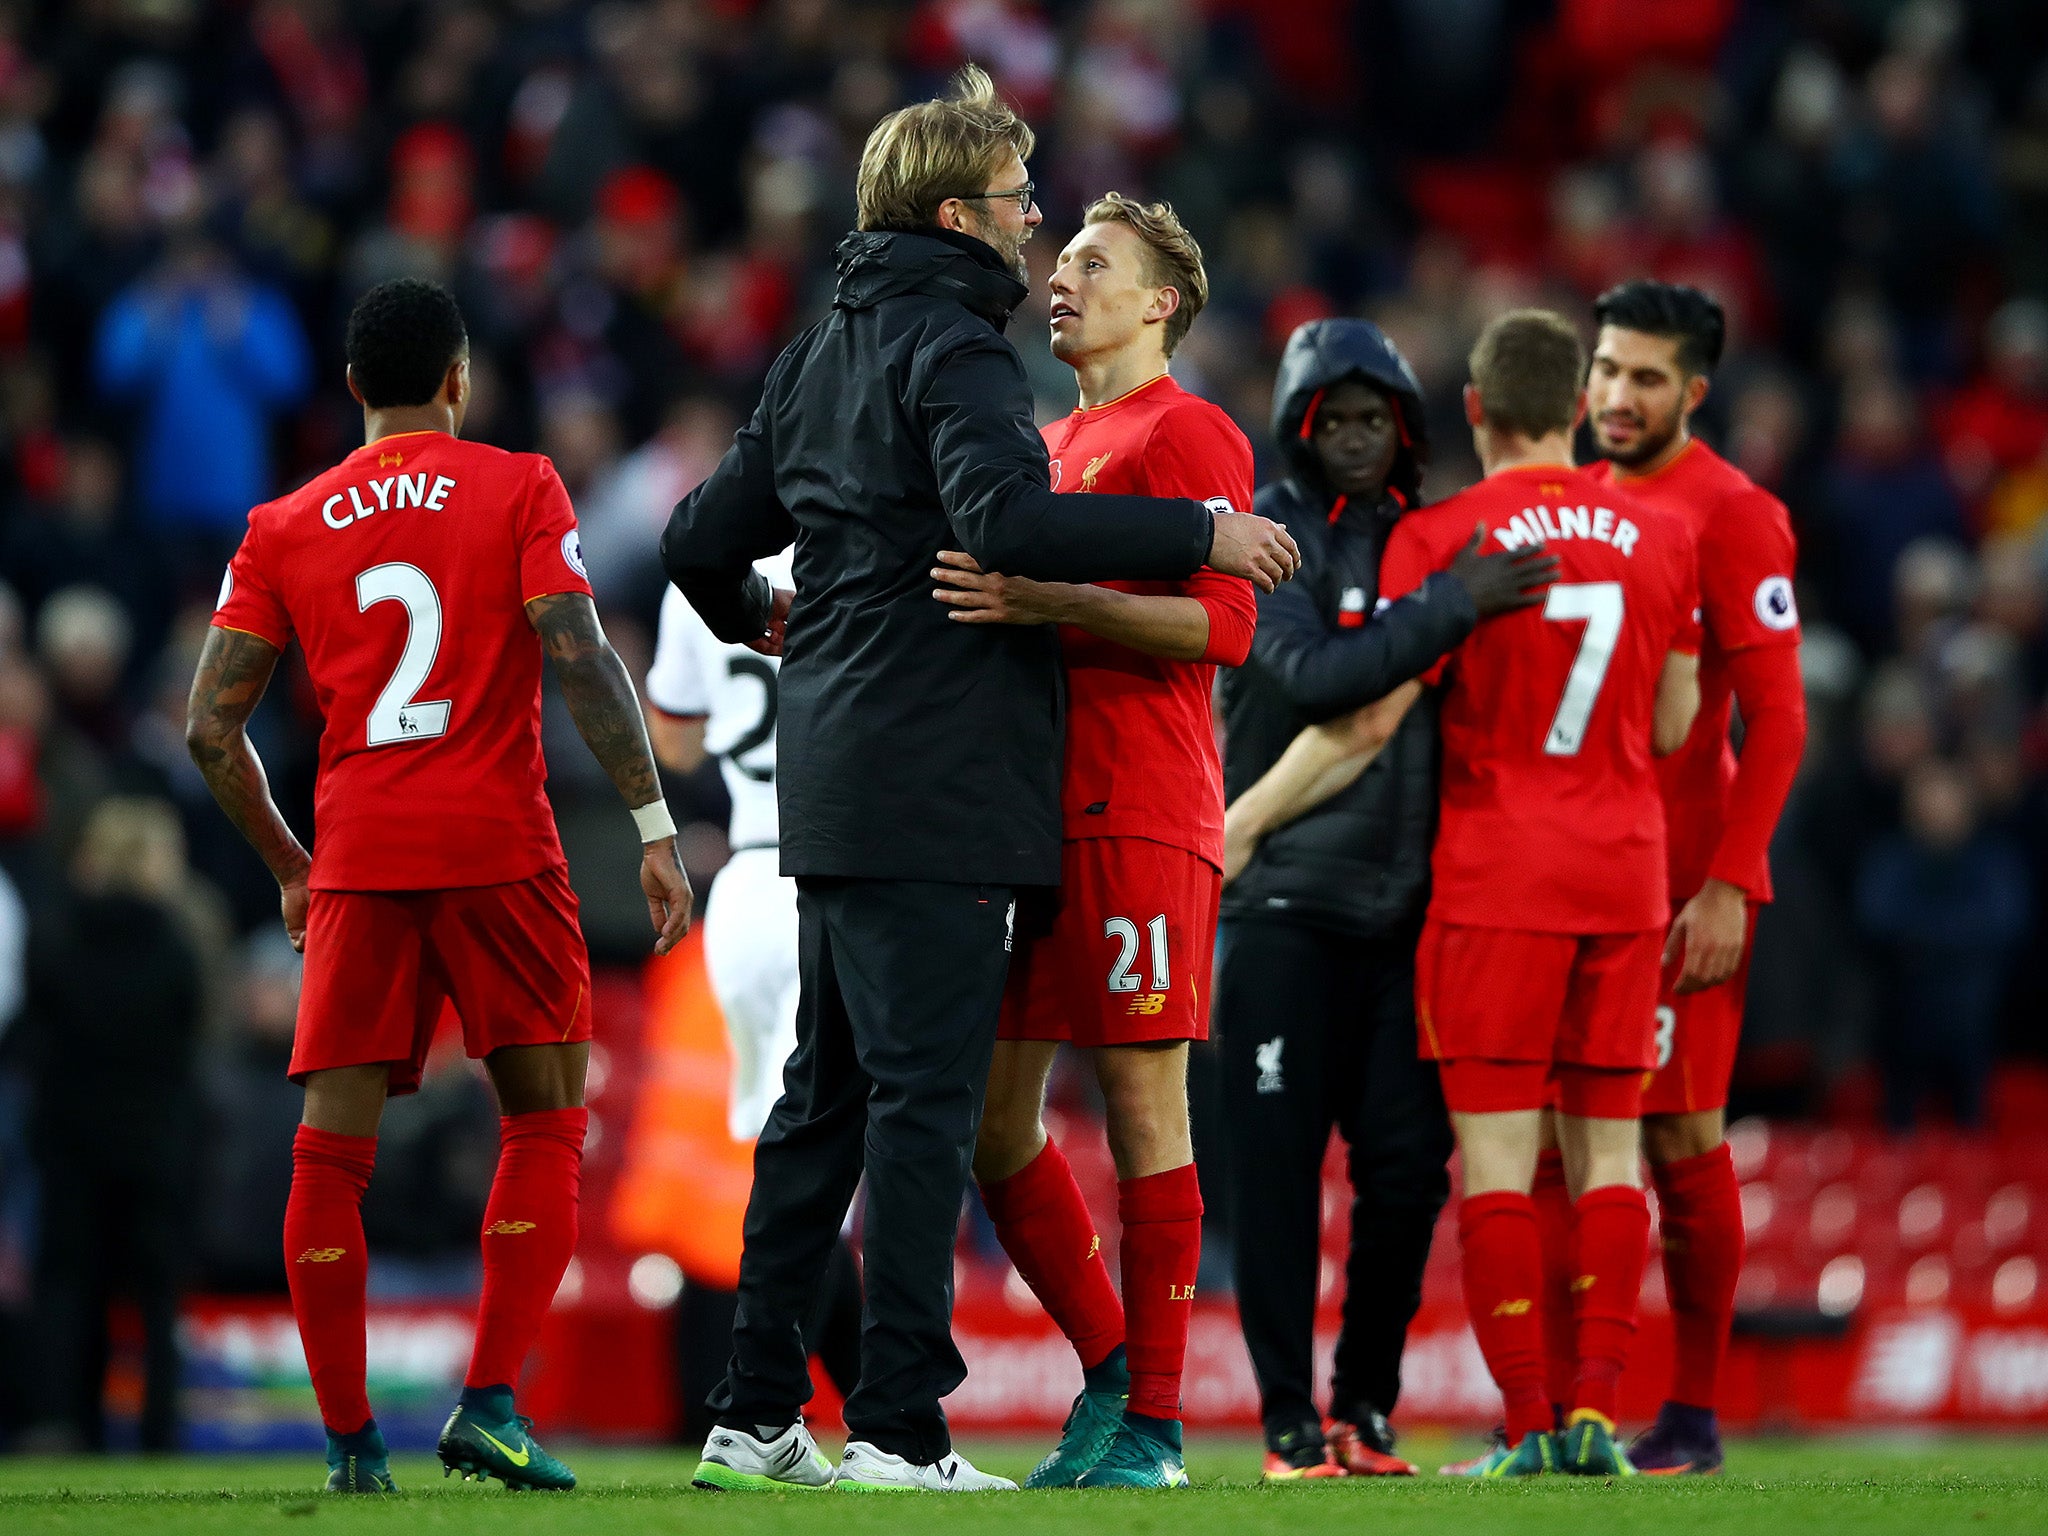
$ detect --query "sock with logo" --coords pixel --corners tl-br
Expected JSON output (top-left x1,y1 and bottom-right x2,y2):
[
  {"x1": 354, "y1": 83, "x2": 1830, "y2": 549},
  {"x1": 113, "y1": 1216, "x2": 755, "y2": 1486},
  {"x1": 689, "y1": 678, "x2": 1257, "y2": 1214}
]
[
  {"x1": 979, "y1": 1137, "x2": 1125, "y2": 1371},
  {"x1": 1531, "y1": 1149, "x2": 1578, "y2": 1413},
  {"x1": 1569, "y1": 1183, "x2": 1652, "y2": 1423},
  {"x1": 465, "y1": 1107, "x2": 586, "y2": 1393},
  {"x1": 1652, "y1": 1143, "x2": 1744, "y2": 1410},
  {"x1": 284, "y1": 1123, "x2": 378, "y2": 1435},
  {"x1": 1459, "y1": 1190, "x2": 1551, "y2": 1444},
  {"x1": 1118, "y1": 1162, "x2": 1203, "y2": 1422}
]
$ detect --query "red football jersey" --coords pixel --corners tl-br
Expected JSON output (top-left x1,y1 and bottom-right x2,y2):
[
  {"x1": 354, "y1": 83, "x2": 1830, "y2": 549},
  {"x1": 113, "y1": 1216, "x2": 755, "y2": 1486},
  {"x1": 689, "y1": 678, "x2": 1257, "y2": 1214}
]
[
  {"x1": 1040, "y1": 375, "x2": 1257, "y2": 868},
  {"x1": 213, "y1": 430, "x2": 593, "y2": 892},
  {"x1": 1590, "y1": 439, "x2": 1800, "y2": 901},
  {"x1": 1380, "y1": 463, "x2": 1700, "y2": 933}
]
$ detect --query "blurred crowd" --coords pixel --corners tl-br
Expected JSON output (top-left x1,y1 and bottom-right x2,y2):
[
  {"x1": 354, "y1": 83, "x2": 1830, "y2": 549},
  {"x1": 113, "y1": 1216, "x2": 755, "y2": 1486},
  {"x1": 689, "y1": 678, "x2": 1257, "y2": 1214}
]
[{"x1": 0, "y1": 0, "x2": 2043, "y2": 1446}]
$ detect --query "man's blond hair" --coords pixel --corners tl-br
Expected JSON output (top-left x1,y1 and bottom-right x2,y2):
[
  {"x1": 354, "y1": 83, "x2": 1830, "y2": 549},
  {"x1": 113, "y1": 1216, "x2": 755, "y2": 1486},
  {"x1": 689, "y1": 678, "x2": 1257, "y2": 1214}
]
[
  {"x1": 1468, "y1": 309, "x2": 1587, "y2": 440},
  {"x1": 1083, "y1": 192, "x2": 1208, "y2": 357},
  {"x1": 856, "y1": 65, "x2": 1035, "y2": 233}
]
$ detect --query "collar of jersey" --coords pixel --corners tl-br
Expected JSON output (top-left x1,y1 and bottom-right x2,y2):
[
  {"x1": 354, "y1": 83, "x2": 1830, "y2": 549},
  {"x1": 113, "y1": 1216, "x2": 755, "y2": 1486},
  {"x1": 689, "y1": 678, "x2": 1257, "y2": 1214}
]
[
  {"x1": 357, "y1": 429, "x2": 450, "y2": 454},
  {"x1": 1071, "y1": 372, "x2": 1174, "y2": 418}
]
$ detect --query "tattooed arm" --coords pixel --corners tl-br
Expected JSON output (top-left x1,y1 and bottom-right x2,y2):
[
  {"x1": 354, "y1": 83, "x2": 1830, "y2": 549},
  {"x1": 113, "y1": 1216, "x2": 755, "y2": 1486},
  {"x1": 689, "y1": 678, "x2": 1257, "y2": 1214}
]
[
  {"x1": 185, "y1": 626, "x2": 314, "y2": 950},
  {"x1": 526, "y1": 591, "x2": 693, "y2": 953}
]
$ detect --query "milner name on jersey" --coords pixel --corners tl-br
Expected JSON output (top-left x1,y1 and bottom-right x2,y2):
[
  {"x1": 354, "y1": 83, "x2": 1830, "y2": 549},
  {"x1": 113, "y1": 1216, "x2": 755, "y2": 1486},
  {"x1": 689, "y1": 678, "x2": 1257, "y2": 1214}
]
[{"x1": 1492, "y1": 501, "x2": 1641, "y2": 558}]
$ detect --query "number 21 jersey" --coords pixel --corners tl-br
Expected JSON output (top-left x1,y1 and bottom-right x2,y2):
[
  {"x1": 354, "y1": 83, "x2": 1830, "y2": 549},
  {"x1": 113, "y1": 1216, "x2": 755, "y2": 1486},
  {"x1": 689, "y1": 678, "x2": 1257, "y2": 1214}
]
[
  {"x1": 213, "y1": 430, "x2": 594, "y2": 892},
  {"x1": 1378, "y1": 464, "x2": 1699, "y2": 934}
]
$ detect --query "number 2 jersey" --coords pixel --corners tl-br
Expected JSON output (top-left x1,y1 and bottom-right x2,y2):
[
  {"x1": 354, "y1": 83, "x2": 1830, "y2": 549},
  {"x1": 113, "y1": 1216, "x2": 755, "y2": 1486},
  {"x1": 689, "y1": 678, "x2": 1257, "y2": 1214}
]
[
  {"x1": 645, "y1": 549, "x2": 793, "y2": 852},
  {"x1": 1378, "y1": 463, "x2": 1699, "y2": 934},
  {"x1": 212, "y1": 430, "x2": 594, "y2": 892}
]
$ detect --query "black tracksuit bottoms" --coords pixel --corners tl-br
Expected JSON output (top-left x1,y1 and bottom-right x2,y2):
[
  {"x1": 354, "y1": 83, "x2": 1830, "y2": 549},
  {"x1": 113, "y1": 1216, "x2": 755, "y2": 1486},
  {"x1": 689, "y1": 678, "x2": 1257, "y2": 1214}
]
[
  {"x1": 1215, "y1": 915, "x2": 1452, "y2": 1439},
  {"x1": 709, "y1": 876, "x2": 1014, "y2": 1464}
]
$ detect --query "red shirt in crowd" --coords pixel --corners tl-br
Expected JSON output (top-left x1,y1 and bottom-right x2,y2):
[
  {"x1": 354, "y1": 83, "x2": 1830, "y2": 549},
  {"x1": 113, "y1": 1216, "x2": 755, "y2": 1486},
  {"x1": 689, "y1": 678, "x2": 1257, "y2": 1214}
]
[
  {"x1": 1039, "y1": 374, "x2": 1257, "y2": 870},
  {"x1": 1590, "y1": 437, "x2": 1802, "y2": 903},
  {"x1": 1379, "y1": 462, "x2": 1699, "y2": 934},
  {"x1": 213, "y1": 430, "x2": 592, "y2": 892}
]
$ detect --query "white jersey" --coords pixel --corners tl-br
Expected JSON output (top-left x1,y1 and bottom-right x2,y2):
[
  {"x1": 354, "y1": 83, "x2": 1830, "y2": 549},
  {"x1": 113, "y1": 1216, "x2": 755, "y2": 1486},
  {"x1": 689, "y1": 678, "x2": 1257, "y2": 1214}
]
[{"x1": 645, "y1": 549, "x2": 790, "y2": 852}]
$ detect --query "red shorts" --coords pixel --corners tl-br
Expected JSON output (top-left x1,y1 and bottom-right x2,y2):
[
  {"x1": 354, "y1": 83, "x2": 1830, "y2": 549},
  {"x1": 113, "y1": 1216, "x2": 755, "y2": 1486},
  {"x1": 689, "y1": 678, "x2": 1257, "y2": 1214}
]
[
  {"x1": 1439, "y1": 1060, "x2": 1646, "y2": 1118},
  {"x1": 1416, "y1": 920, "x2": 1661, "y2": 1113},
  {"x1": 291, "y1": 865, "x2": 593, "y2": 1095},
  {"x1": 1642, "y1": 900, "x2": 1759, "y2": 1116},
  {"x1": 998, "y1": 837, "x2": 1220, "y2": 1047}
]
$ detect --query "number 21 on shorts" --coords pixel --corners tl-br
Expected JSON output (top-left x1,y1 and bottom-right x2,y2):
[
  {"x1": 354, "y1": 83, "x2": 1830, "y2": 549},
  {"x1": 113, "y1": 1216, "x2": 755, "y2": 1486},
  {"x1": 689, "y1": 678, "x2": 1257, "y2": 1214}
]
[{"x1": 1105, "y1": 915, "x2": 1170, "y2": 1015}]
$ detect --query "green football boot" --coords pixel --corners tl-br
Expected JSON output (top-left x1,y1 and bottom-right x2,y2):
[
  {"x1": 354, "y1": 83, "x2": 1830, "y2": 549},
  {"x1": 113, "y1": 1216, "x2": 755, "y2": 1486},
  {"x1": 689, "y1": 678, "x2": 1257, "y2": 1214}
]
[
  {"x1": 324, "y1": 1424, "x2": 397, "y2": 1493},
  {"x1": 1073, "y1": 1418, "x2": 1189, "y2": 1489},
  {"x1": 1446, "y1": 1430, "x2": 1556, "y2": 1478},
  {"x1": 438, "y1": 1399, "x2": 577, "y2": 1491},
  {"x1": 1558, "y1": 1411, "x2": 1636, "y2": 1477},
  {"x1": 1025, "y1": 1385, "x2": 1129, "y2": 1488}
]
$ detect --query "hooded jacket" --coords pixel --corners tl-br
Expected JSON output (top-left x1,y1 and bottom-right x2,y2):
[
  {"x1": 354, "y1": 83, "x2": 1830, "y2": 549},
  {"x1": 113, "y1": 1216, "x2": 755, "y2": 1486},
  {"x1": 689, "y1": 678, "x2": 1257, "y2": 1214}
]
[
  {"x1": 1218, "y1": 320, "x2": 1476, "y2": 936},
  {"x1": 662, "y1": 228, "x2": 1215, "y2": 885}
]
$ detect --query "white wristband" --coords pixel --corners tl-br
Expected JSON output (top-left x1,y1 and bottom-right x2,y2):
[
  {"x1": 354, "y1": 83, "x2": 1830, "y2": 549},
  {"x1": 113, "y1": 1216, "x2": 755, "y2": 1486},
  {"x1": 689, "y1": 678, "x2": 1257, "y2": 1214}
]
[{"x1": 631, "y1": 800, "x2": 677, "y2": 843}]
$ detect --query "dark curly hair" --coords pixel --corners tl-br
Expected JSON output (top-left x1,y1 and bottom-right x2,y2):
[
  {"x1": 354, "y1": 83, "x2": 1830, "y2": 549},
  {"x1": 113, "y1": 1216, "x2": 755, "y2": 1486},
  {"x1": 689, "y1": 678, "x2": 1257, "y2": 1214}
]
[
  {"x1": 1593, "y1": 280, "x2": 1726, "y2": 378},
  {"x1": 345, "y1": 278, "x2": 468, "y2": 408}
]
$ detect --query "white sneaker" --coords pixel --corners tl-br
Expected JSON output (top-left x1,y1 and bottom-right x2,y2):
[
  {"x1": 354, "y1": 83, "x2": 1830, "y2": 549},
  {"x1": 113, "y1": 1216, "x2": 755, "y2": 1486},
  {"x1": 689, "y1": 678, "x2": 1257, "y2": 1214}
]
[
  {"x1": 833, "y1": 1441, "x2": 1017, "y2": 1492},
  {"x1": 692, "y1": 1421, "x2": 837, "y2": 1491}
]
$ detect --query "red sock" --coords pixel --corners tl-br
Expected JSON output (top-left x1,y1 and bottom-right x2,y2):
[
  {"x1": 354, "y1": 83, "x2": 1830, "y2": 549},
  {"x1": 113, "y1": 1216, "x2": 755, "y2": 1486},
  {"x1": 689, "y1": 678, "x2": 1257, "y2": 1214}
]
[
  {"x1": 1118, "y1": 1163, "x2": 1202, "y2": 1421},
  {"x1": 465, "y1": 1108, "x2": 586, "y2": 1392},
  {"x1": 1532, "y1": 1149, "x2": 1576, "y2": 1412},
  {"x1": 1459, "y1": 1191, "x2": 1551, "y2": 1443},
  {"x1": 979, "y1": 1138, "x2": 1125, "y2": 1370},
  {"x1": 285, "y1": 1124, "x2": 378, "y2": 1434},
  {"x1": 1652, "y1": 1143, "x2": 1743, "y2": 1410},
  {"x1": 1569, "y1": 1184, "x2": 1651, "y2": 1422}
]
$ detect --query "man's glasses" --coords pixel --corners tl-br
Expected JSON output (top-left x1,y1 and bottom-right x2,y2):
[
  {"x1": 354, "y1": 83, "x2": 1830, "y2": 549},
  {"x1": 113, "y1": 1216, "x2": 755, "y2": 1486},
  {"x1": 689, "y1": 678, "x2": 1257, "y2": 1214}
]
[{"x1": 956, "y1": 181, "x2": 1035, "y2": 216}]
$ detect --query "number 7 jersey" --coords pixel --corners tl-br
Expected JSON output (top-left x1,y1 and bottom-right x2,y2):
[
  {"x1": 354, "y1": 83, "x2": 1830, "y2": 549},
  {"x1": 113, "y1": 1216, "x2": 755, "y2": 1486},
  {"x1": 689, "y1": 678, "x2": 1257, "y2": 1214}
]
[
  {"x1": 213, "y1": 430, "x2": 594, "y2": 891},
  {"x1": 1378, "y1": 463, "x2": 1699, "y2": 933}
]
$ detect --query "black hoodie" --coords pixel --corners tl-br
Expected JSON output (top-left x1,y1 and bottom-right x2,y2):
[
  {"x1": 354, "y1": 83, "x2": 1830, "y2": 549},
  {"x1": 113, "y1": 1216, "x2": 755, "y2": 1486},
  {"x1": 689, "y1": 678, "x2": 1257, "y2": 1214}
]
[
  {"x1": 1218, "y1": 320, "x2": 1477, "y2": 936},
  {"x1": 662, "y1": 228, "x2": 1215, "y2": 885}
]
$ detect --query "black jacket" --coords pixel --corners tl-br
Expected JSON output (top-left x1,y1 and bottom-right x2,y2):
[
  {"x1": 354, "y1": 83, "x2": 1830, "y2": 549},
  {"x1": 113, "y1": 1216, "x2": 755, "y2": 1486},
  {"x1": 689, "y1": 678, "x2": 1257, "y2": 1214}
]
[
  {"x1": 1219, "y1": 320, "x2": 1475, "y2": 936},
  {"x1": 662, "y1": 229, "x2": 1213, "y2": 885}
]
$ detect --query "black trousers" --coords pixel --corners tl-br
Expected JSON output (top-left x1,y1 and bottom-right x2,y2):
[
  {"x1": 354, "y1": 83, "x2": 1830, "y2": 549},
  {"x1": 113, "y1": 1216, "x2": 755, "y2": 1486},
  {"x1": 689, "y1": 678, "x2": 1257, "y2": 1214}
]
[
  {"x1": 709, "y1": 877, "x2": 1013, "y2": 1463},
  {"x1": 1215, "y1": 916, "x2": 1451, "y2": 1439}
]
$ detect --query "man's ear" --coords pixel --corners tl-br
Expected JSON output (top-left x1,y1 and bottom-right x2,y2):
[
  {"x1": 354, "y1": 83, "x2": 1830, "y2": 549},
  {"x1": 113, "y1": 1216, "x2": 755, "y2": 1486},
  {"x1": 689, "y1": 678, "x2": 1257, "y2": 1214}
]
[
  {"x1": 936, "y1": 197, "x2": 969, "y2": 235},
  {"x1": 1682, "y1": 372, "x2": 1710, "y2": 420},
  {"x1": 443, "y1": 355, "x2": 469, "y2": 409},
  {"x1": 1147, "y1": 286, "x2": 1181, "y2": 328},
  {"x1": 345, "y1": 364, "x2": 365, "y2": 407},
  {"x1": 1570, "y1": 388, "x2": 1588, "y2": 431},
  {"x1": 1462, "y1": 382, "x2": 1484, "y2": 428}
]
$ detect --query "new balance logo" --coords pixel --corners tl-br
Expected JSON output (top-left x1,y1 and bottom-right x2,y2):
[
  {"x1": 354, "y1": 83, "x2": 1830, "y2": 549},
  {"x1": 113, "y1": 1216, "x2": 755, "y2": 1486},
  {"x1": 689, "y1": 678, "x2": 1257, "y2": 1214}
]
[
  {"x1": 1125, "y1": 992, "x2": 1166, "y2": 1016},
  {"x1": 1256, "y1": 1037, "x2": 1284, "y2": 1094},
  {"x1": 1086, "y1": 1234, "x2": 1101, "y2": 1261},
  {"x1": 1492, "y1": 1298, "x2": 1533, "y2": 1317},
  {"x1": 1572, "y1": 1273, "x2": 1598, "y2": 1293},
  {"x1": 486, "y1": 1220, "x2": 538, "y2": 1235},
  {"x1": 295, "y1": 1247, "x2": 346, "y2": 1264}
]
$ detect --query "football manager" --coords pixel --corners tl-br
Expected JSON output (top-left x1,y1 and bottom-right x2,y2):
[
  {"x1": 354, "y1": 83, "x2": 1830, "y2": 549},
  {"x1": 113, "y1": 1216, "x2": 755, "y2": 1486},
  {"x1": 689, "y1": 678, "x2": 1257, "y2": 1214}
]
[{"x1": 661, "y1": 65, "x2": 1299, "y2": 1492}]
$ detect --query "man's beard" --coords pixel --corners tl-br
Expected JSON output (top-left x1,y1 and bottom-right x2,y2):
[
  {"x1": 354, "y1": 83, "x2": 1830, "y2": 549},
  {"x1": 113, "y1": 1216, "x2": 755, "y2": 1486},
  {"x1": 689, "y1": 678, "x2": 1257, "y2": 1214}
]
[
  {"x1": 1599, "y1": 410, "x2": 1682, "y2": 468},
  {"x1": 969, "y1": 210, "x2": 1029, "y2": 282}
]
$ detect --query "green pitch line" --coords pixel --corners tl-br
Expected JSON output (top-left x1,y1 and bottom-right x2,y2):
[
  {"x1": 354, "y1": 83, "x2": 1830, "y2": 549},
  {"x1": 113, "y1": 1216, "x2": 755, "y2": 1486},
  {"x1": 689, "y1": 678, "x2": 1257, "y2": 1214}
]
[{"x1": 3, "y1": 1437, "x2": 2047, "y2": 1534}]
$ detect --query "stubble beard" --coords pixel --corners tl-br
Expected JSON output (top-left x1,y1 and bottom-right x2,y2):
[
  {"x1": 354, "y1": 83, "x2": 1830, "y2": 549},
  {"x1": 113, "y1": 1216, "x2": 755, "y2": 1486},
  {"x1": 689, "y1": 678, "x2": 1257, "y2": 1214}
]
[{"x1": 1600, "y1": 409, "x2": 1683, "y2": 470}]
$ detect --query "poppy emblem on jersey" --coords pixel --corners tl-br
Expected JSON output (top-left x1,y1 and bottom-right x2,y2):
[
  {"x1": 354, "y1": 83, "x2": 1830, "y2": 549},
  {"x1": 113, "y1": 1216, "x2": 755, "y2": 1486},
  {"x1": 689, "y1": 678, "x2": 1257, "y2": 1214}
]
[
  {"x1": 1080, "y1": 452, "x2": 1113, "y2": 491},
  {"x1": 561, "y1": 530, "x2": 587, "y2": 578},
  {"x1": 1753, "y1": 575, "x2": 1798, "y2": 631},
  {"x1": 217, "y1": 567, "x2": 233, "y2": 611}
]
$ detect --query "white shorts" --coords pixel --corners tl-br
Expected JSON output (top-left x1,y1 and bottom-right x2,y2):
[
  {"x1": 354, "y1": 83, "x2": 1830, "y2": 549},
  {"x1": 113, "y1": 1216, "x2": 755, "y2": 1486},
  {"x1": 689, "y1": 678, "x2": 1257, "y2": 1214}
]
[{"x1": 702, "y1": 846, "x2": 799, "y2": 1142}]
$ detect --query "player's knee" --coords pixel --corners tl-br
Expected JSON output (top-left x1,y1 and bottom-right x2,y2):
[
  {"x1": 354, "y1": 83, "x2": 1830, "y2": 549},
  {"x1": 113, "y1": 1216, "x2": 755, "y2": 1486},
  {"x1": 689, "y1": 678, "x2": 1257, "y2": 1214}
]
[
  {"x1": 1642, "y1": 1109, "x2": 1723, "y2": 1166},
  {"x1": 973, "y1": 1098, "x2": 1045, "y2": 1182}
]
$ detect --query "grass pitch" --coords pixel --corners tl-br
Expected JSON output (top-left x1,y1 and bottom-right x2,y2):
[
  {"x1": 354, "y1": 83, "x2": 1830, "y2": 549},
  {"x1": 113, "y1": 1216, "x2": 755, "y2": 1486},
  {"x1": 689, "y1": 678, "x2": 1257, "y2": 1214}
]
[{"x1": 3, "y1": 1435, "x2": 2046, "y2": 1534}]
